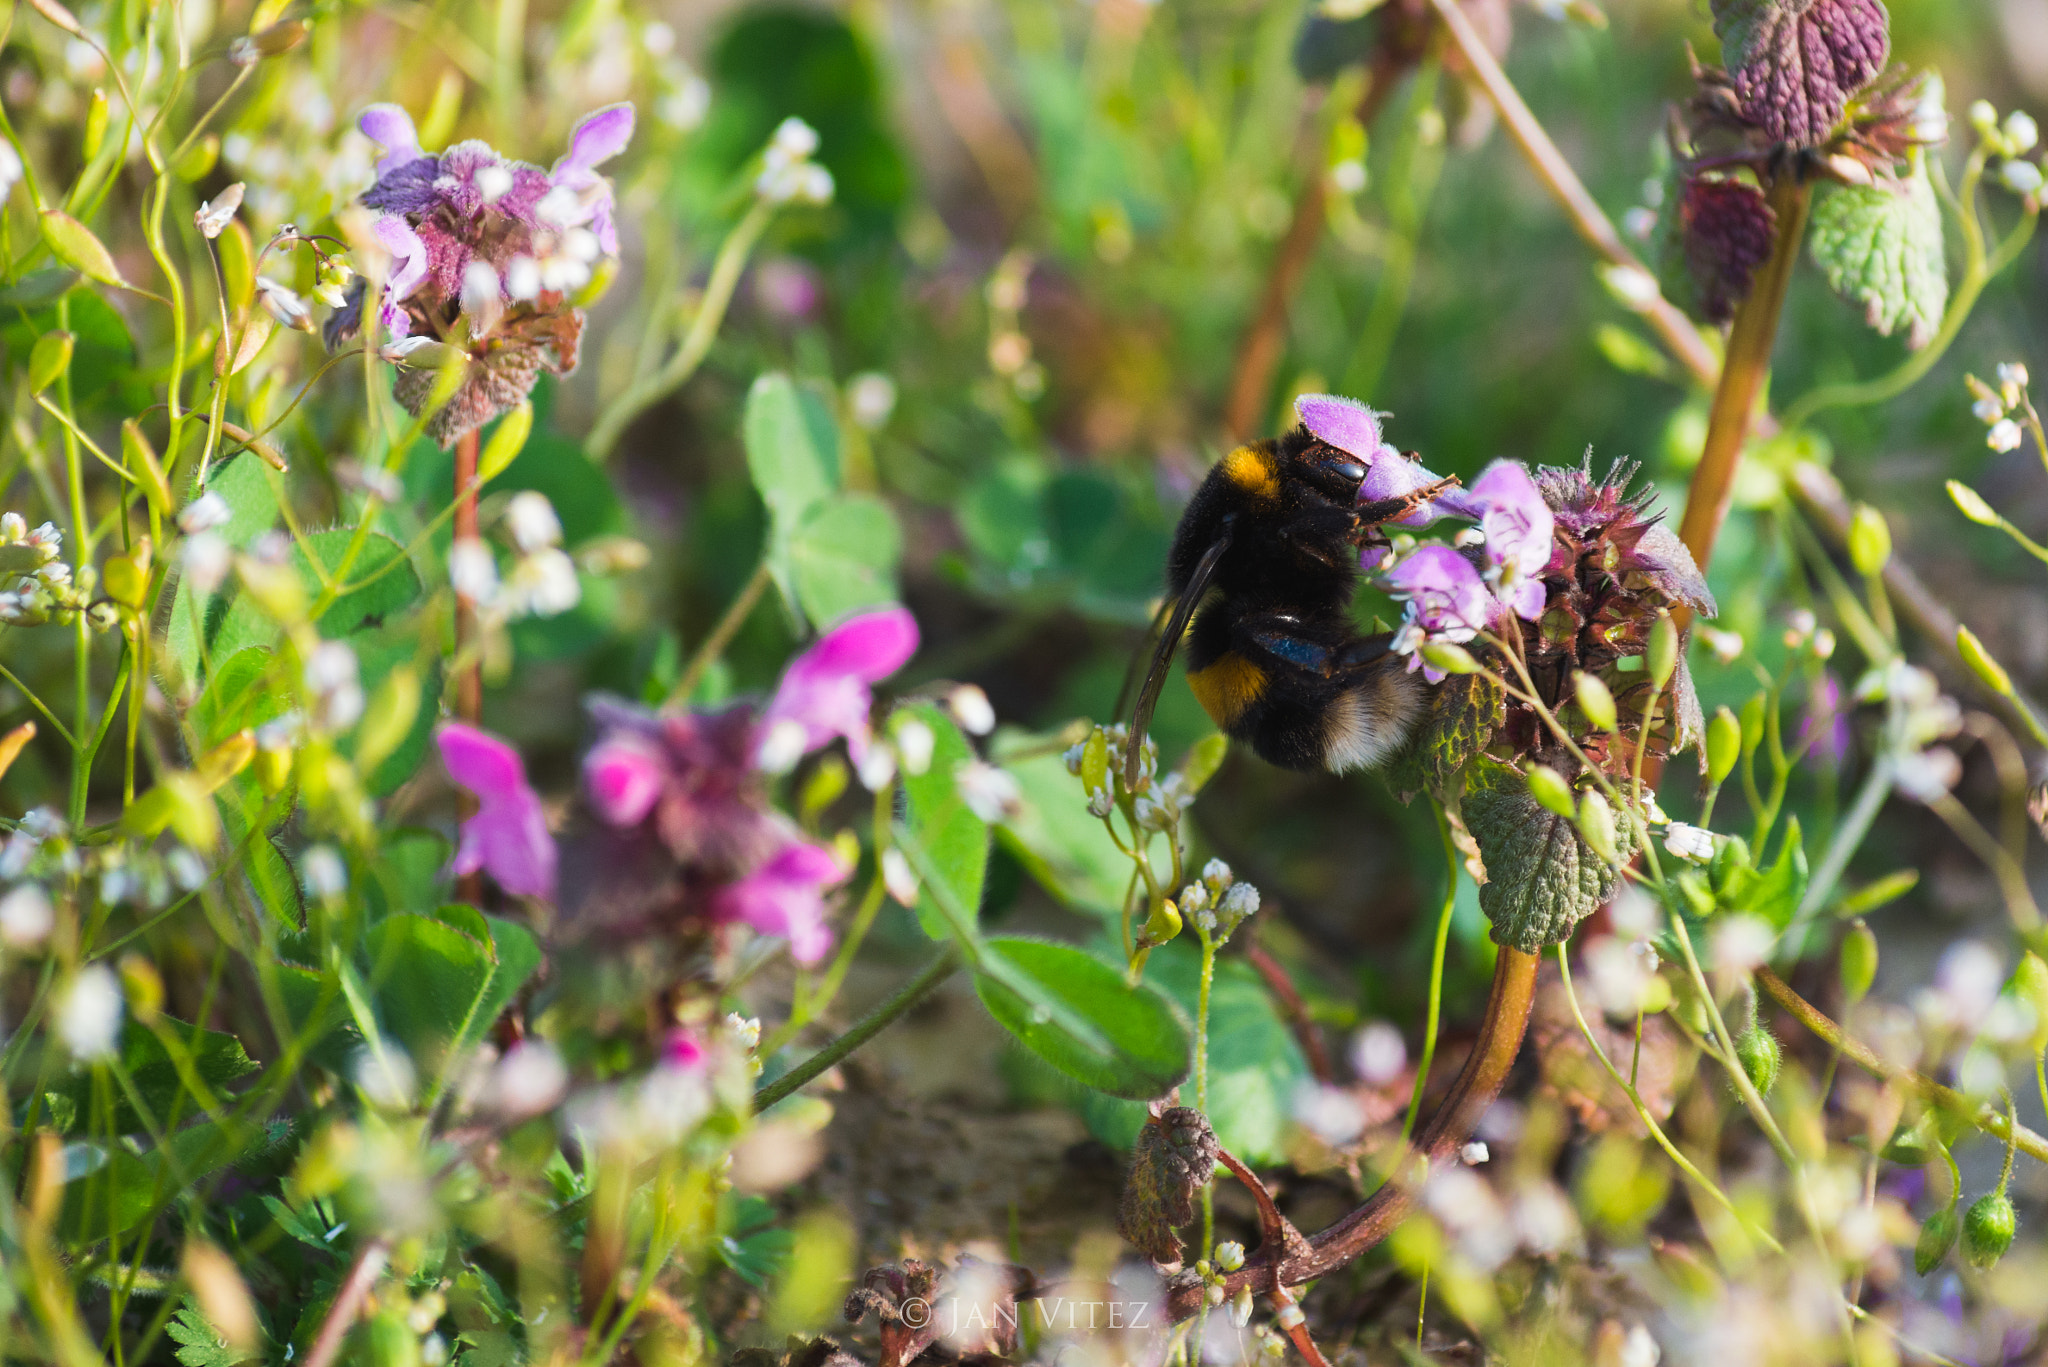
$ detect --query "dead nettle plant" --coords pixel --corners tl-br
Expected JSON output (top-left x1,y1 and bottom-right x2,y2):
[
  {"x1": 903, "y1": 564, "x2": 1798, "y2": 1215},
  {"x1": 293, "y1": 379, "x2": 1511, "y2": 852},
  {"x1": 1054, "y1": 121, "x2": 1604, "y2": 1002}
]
[{"x1": 1061, "y1": 0, "x2": 2048, "y2": 1356}]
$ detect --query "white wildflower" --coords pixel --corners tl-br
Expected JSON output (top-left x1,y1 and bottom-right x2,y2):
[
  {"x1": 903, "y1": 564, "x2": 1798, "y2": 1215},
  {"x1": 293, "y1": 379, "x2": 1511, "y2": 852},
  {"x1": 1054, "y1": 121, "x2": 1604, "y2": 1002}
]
[
  {"x1": 255, "y1": 276, "x2": 314, "y2": 331},
  {"x1": 448, "y1": 538, "x2": 500, "y2": 606},
  {"x1": 947, "y1": 684, "x2": 995, "y2": 736},
  {"x1": 847, "y1": 372, "x2": 897, "y2": 430},
  {"x1": 180, "y1": 533, "x2": 231, "y2": 594},
  {"x1": 1350, "y1": 1020, "x2": 1406, "y2": 1085},
  {"x1": 57, "y1": 964, "x2": 123, "y2": 1061},
  {"x1": 503, "y1": 547, "x2": 580, "y2": 617},
  {"x1": 301, "y1": 845, "x2": 347, "y2": 900},
  {"x1": 194, "y1": 182, "x2": 245, "y2": 238},
  {"x1": 303, "y1": 640, "x2": 364, "y2": 731},
  {"x1": 1663, "y1": 822, "x2": 1715, "y2": 862},
  {"x1": 880, "y1": 848, "x2": 919, "y2": 906},
  {"x1": 489, "y1": 1040, "x2": 568, "y2": 1118},
  {"x1": 1988, "y1": 418, "x2": 2024, "y2": 452},
  {"x1": 0, "y1": 884, "x2": 55, "y2": 948},
  {"x1": 955, "y1": 760, "x2": 1021, "y2": 822},
  {"x1": 755, "y1": 719, "x2": 808, "y2": 775},
  {"x1": 892, "y1": 717, "x2": 934, "y2": 774},
  {"x1": 178, "y1": 491, "x2": 232, "y2": 535},
  {"x1": 504, "y1": 491, "x2": 563, "y2": 552}
]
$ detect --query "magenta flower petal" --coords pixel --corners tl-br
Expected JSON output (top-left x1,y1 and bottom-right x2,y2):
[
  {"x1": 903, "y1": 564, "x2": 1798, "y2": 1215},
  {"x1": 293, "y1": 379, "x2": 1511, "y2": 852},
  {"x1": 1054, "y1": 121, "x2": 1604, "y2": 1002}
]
[
  {"x1": 438, "y1": 723, "x2": 557, "y2": 899},
  {"x1": 1295, "y1": 393, "x2": 1386, "y2": 459},
  {"x1": 660, "y1": 1028, "x2": 708, "y2": 1072},
  {"x1": 556, "y1": 103, "x2": 636, "y2": 177},
  {"x1": 584, "y1": 737, "x2": 666, "y2": 827},
  {"x1": 359, "y1": 103, "x2": 425, "y2": 178},
  {"x1": 1386, "y1": 545, "x2": 1492, "y2": 640},
  {"x1": 710, "y1": 839, "x2": 849, "y2": 965},
  {"x1": 1359, "y1": 450, "x2": 1461, "y2": 528},
  {"x1": 758, "y1": 606, "x2": 920, "y2": 765},
  {"x1": 1468, "y1": 461, "x2": 1554, "y2": 585}
]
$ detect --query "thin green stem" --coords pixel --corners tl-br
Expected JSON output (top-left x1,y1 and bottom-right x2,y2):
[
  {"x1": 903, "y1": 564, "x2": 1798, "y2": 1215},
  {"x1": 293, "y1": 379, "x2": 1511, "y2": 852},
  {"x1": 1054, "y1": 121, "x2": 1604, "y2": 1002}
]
[
  {"x1": 668, "y1": 558, "x2": 772, "y2": 706},
  {"x1": 753, "y1": 947, "x2": 962, "y2": 1112},
  {"x1": 1402, "y1": 805, "x2": 1458, "y2": 1144}
]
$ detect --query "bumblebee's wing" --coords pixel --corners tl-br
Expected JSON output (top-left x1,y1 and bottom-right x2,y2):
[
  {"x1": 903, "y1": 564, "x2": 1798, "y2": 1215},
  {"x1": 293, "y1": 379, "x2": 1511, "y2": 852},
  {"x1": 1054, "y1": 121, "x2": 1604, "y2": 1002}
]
[
  {"x1": 1123, "y1": 531, "x2": 1231, "y2": 789},
  {"x1": 1113, "y1": 595, "x2": 1176, "y2": 726}
]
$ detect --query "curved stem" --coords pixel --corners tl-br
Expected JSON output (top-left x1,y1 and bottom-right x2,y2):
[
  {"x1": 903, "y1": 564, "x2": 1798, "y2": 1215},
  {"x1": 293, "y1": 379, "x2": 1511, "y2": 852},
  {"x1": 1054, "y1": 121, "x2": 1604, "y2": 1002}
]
[
  {"x1": 1166, "y1": 946, "x2": 1539, "y2": 1321},
  {"x1": 1401, "y1": 806, "x2": 1460, "y2": 1142},
  {"x1": 753, "y1": 947, "x2": 962, "y2": 1112}
]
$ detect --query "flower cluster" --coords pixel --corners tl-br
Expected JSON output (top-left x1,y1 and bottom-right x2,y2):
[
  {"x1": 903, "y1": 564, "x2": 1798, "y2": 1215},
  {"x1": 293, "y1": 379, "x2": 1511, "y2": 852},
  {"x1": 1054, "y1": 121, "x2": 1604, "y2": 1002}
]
[
  {"x1": 569, "y1": 607, "x2": 920, "y2": 963},
  {"x1": 333, "y1": 103, "x2": 634, "y2": 445},
  {"x1": 1968, "y1": 362, "x2": 2035, "y2": 455},
  {"x1": 448, "y1": 491, "x2": 582, "y2": 625},
  {"x1": 1970, "y1": 100, "x2": 2045, "y2": 203},
  {"x1": 0, "y1": 513, "x2": 84, "y2": 627}
]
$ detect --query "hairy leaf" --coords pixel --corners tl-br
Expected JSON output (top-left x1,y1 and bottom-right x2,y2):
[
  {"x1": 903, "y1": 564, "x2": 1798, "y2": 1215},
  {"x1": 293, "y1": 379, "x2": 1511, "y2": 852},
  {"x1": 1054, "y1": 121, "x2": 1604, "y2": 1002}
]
[
  {"x1": 1388, "y1": 670, "x2": 1503, "y2": 797},
  {"x1": 1808, "y1": 156, "x2": 1947, "y2": 348},
  {"x1": 895, "y1": 703, "x2": 990, "y2": 943},
  {"x1": 976, "y1": 936, "x2": 1191, "y2": 1099},
  {"x1": 1713, "y1": 0, "x2": 1889, "y2": 146},
  {"x1": 1465, "y1": 764, "x2": 1638, "y2": 953}
]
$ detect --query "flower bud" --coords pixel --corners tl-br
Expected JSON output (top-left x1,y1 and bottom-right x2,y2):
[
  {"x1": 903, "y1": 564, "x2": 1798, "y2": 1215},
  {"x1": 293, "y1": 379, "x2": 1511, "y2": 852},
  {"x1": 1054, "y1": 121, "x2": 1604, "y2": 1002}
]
[
  {"x1": 28, "y1": 330, "x2": 74, "y2": 396},
  {"x1": 1733, "y1": 1024, "x2": 1780, "y2": 1098},
  {"x1": 1420, "y1": 641, "x2": 1481, "y2": 676},
  {"x1": 1706, "y1": 706, "x2": 1741, "y2": 785},
  {"x1": 1962, "y1": 1191, "x2": 2017, "y2": 1269},
  {"x1": 1142, "y1": 898, "x2": 1183, "y2": 947},
  {"x1": 1915, "y1": 1205, "x2": 1958, "y2": 1276},
  {"x1": 1847, "y1": 503, "x2": 1892, "y2": 577},
  {"x1": 1647, "y1": 614, "x2": 1678, "y2": 690},
  {"x1": 2013, "y1": 951, "x2": 2048, "y2": 1053},
  {"x1": 1949, "y1": 480, "x2": 1999, "y2": 527},
  {"x1": 1839, "y1": 919, "x2": 1878, "y2": 1006},
  {"x1": 1575, "y1": 671, "x2": 1617, "y2": 733},
  {"x1": 1739, "y1": 693, "x2": 1767, "y2": 758}
]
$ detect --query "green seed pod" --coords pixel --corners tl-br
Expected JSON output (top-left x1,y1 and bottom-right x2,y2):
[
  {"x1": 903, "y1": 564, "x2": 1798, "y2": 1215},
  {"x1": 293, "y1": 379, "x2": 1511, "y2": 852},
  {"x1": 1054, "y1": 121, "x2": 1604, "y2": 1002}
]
[
  {"x1": 1739, "y1": 693, "x2": 1768, "y2": 759},
  {"x1": 1915, "y1": 1205, "x2": 1959, "y2": 1276},
  {"x1": 1848, "y1": 503, "x2": 1893, "y2": 577},
  {"x1": 1880, "y1": 1119, "x2": 1936, "y2": 1168},
  {"x1": 1647, "y1": 613, "x2": 1679, "y2": 690},
  {"x1": 1142, "y1": 898, "x2": 1183, "y2": 947},
  {"x1": 1575, "y1": 671, "x2": 1617, "y2": 733},
  {"x1": 1962, "y1": 1191, "x2": 2017, "y2": 1269},
  {"x1": 1080, "y1": 728, "x2": 1110, "y2": 796},
  {"x1": 82, "y1": 88, "x2": 110, "y2": 162},
  {"x1": 1525, "y1": 764, "x2": 1576, "y2": 818},
  {"x1": 477, "y1": 400, "x2": 534, "y2": 484},
  {"x1": 1177, "y1": 731, "x2": 1229, "y2": 795},
  {"x1": 1733, "y1": 1024, "x2": 1781, "y2": 1098},
  {"x1": 2014, "y1": 951, "x2": 2048, "y2": 1053},
  {"x1": 1839, "y1": 919, "x2": 1878, "y2": 1007},
  {"x1": 28, "y1": 330, "x2": 74, "y2": 395},
  {"x1": 1956, "y1": 625, "x2": 2015, "y2": 698},
  {"x1": 1421, "y1": 641, "x2": 1481, "y2": 676},
  {"x1": 1947, "y1": 479, "x2": 2000, "y2": 527},
  {"x1": 1576, "y1": 788, "x2": 1618, "y2": 865},
  {"x1": 1706, "y1": 706, "x2": 1740, "y2": 785},
  {"x1": 1676, "y1": 870, "x2": 1717, "y2": 919}
]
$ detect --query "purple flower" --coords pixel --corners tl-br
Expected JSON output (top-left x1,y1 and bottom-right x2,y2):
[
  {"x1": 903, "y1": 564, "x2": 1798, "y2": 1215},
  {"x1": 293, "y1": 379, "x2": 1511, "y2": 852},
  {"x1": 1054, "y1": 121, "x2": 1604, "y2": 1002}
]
[
  {"x1": 359, "y1": 103, "x2": 425, "y2": 178},
  {"x1": 584, "y1": 734, "x2": 667, "y2": 827},
  {"x1": 756, "y1": 606, "x2": 920, "y2": 771},
  {"x1": 549, "y1": 103, "x2": 635, "y2": 255},
  {"x1": 584, "y1": 698, "x2": 779, "y2": 874},
  {"x1": 660, "y1": 1027, "x2": 708, "y2": 1072},
  {"x1": 709, "y1": 839, "x2": 849, "y2": 965},
  {"x1": 438, "y1": 723, "x2": 556, "y2": 899},
  {"x1": 1797, "y1": 672, "x2": 1850, "y2": 765},
  {"x1": 1468, "y1": 461, "x2": 1554, "y2": 621},
  {"x1": 1386, "y1": 545, "x2": 1494, "y2": 682},
  {"x1": 371, "y1": 215, "x2": 428, "y2": 338},
  {"x1": 1296, "y1": 393, "x2": 1396, "y2": 465}
]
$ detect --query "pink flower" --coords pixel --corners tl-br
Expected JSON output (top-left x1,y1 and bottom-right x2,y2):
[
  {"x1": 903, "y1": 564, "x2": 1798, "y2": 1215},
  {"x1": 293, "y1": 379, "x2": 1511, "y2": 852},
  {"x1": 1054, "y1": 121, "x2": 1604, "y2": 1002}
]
[
  {"x1": 583, "y1": 735, "x2": 666, "y2": 827},
  {"x1": 1468, "y1": 461, "x2": 1554, "y2": 621},
  {"x1": 756, "y1": 606, "x2": 920, "y2": 770},
  {"x1": 359, "y1": 103, "x2": 425, "y2": 178},
  {"x1": 660, "y1": 1028, "x2": 708, "y2": 1072},
  {"x1": 709, "y1": 840, "x2": 849, "y2": 965},
  {"x1": 550, "y1": 103, "x2": 635, "y2": 255},
  {"x1": 437, "y1": 723, "x2": 557, "y2": 898},
  {"x1": 1296, "y1": 392, "x2": 1475, "y2": 529}
]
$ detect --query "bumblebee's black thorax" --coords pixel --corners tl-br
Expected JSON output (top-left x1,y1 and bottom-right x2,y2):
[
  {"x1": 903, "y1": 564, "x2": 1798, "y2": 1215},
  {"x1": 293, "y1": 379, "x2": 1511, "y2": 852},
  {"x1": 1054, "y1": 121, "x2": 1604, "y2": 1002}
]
[{"x1": 1166, "y1": 428, "x2": 1366, "y2": 617}]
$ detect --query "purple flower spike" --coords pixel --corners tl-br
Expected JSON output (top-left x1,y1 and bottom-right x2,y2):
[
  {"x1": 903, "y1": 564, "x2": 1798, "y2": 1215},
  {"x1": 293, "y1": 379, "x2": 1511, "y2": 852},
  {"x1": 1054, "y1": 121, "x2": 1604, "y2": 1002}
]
[
  {"x1": 438, "y1": 723, "x2": 557, "y2": 899},
  {"x1": 1386, "y1": 544, "x2": 1493, "y2": 683},
  {"x1": 1295, "y1": 393, "x2": 1396, "y2": 461},
  {"x1": 1468, "y1": 461, "x2": 1554, "y2": 620},
  {"x1": 757, "y1": 606, "x2": 920, "y2": 769},
  {"x1": 359, "y1": 103, "x2": 425, "y2": 179},
  {"x1": 710, "y1": 839, "x2": 848, "y2": 965}
]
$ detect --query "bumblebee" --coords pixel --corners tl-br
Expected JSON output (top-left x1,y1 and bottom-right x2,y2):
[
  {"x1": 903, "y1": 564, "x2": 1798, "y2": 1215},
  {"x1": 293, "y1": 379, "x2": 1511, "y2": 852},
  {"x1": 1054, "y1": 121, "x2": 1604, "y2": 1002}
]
[{"x1": 1124, "y1": 420, "x2": 1454, "y2": 785}]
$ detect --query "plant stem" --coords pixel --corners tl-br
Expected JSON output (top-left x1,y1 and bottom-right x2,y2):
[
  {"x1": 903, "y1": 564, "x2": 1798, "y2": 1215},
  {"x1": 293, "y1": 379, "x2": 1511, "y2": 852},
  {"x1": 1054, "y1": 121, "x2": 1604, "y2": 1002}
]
[
  {"x1": 302, "y1": 1237, "x2": 391, "y2": 1367},
  {"x1": 1756, "y1": 967, "x2": 2048, "y2": 1165},
  {"x1": 588, "y1": 199, "x2": 775, "y2": 461},
  {"x1": 1402, "y1": 806, "x2": 1459, "y2": 1143},
  {"x1": 668, "y1": 558, "x2": 772, "y2": 707},
  {"x1": 753, "y1": 947, "x2": 962, "y2": 1112},
  {"x1": 1677, "y1": 175, "x2": 1811, "y2": 575},
  {"x1": 1425, "y1": 0, "x2": 1720, "y2": 388},
  {"x1": 452, "y1": 428, "x2": 482, "y2": 724},
  {"x1": 1165, "y1": 946, "x2": 1539, "y2": 1322},
  {"x1": 1195, "y1": 921, "x2": 1218, "y2": 1256}
]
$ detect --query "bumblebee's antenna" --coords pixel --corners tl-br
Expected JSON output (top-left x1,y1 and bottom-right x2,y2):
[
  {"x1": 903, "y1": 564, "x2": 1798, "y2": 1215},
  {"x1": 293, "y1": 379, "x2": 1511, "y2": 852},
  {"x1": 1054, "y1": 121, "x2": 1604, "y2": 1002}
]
[{"x1": 1124, "y1": 531, "x2": 1231, "y2": 790}]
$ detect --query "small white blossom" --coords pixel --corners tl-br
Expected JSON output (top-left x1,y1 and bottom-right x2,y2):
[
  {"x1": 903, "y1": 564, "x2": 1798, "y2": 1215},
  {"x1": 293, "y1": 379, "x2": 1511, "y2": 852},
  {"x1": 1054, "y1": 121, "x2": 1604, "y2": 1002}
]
[
  {"x1": 955, "y1": 761, "x2": 1021, "y2": 822},
  {"x1": 1349, "y1": 1020, "x2": 1406, "y2": 1085},
  {"x1": 167, "y1": 847, "x2": 206, "y2": 892},
  {"x1": 2004, "y1": 111, "x2": 2040, "y2": 154},
  {"x1": 1998, "y1": 361, "x2": 2031, "y2": 391},
  {"x1": 1217, "y1": 881, "x2": 1260, "y2": 925},
  {"x1": 301, "y1": 845, "x2": 347, "y2": 900},
  {"x1": 756, "y1": 719, "x2": 808, "y2": 775},
  {"x1": 1213, "y1": 1241, "x2": 1245, "y2": 1273},
  {"x1": 504, "y1": 491, "x2": 563, "y2": 552},
  {"x1": 1710, "y1": 914, "x2": 1775, "y2": 975},
  {"x1": 1460, "y1": 1140, "x2": 1490, "y2": 1165},
  {"x1": 1988, "y1": 418, "x2": 2024, "y2": 452},
  {"x1": 505, "y1": 255, "x2": 542, "y2": 301},
  {"x1": 304, "y1": 641, "x2": 364, "y2": 731},
  {"x1": 659, "y1": 76, "x2": 711, "y2": 131},
  {"x1": 57, "y1": 965, "x2": 124, "y2": 1061},
  {"x1": 1663, "y1": 822, "x2": 1716, "y2": 862},
  {"x1": 181, "y1": 533, "x2": 232, "y2": 594},
  {"x1": 855, "y1": 741, "x2": 897, "y2": 791},
  {"x1": 1892, "y1": 746, "x2": 1961, "y2": 802},
  {"x1": 880, "y1": 848, "x2": 919, "y2": 906},
  {"x1": 1201, "y1": 858, "x2": 1233, "y2": 889},
  {"x1": 503, "y1": 547, "x2": 580, "y2": 617},
  {"x1": 475, "y1": 163, "x2": 515, "y2": 203},
  {"x1": 194, "y1": 182, "x2": 245, "y2": 238},
  {"x1": 892, "y1": 717, "x2": 934, "y2": 774},
  {"x1": 947, "y1": 684, "x2": 995, "y2": 736},
  {"x1": 847, "y1": 372, "x2": 897, "y2": 430},
  {"x1": 1973, "y1": 395, "x2": 2007, "y2": 423},
  {"x1": 0, "y1": 884, "x2": 55, "y2": 948},
  {"x1": 448, "y1": 538, "x2": 500, "y2": 606},
  {"x1": 1291, "y1": 1081, "x2": 1365, "y2": 1146},
  {"x1": 770, "y1": 116, "x2": 820, "y2": 161},
  {"x1": 489, "y1": 1040, "x2": 568, "y2": 1118},
  {"x1": 255, "y1": 276, "x2": 314, "y2": 331},
  {"x1": 354, "y1": 1045, "x2": 417, "y2": 1109},
  {"x1": 1999, "y1": 159, "x2": 2045, "y2": 197},
  {"x1": 0, "y1": 140, "x2": 23, "y2": 201},
  {"x1": 178, "y1": 491, "x2": 232, "y2": 534}
]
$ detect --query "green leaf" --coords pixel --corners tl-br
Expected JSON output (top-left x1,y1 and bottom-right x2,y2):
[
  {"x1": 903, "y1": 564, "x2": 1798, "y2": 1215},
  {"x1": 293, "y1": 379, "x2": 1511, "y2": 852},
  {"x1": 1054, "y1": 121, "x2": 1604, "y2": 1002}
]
[
  {"x1": 1387, "y1": 672, "x2": 1504, "y2": 797},
  {"x1": 360, "y1": 911, "x2": 542, "y2": 1072},
  {"x1": 975, "y1": 936, "x2": 1190, "y2": 1099},
  {"x1": 259, "y1": 1194, "x2": 331, "y2": 1248},
  {"x1": 895, "y1": 703, "x2": 990, "y2": 943},
  {"x1": 1464, "y1": 763, "x2": 1637, "y2": 954},
  {"x1": 1074, "y1": 942, "x2": 1308, "y2": 1163},
  {"x1": 210, "y1": 528, "x2": 422, "y2": 661},
  {"x1": 789, "y1": 494, "x2": 902, "y2": 628},
  {"x1": 716, "y1": 1194, "x2": 794, "y2": 1289},
  {"x1": 36, "y1": 1017, "x2": 258, "y2": 1137},
  {"x1": 166, "y1": 455, "x2": 285, "y2": 684},
  {"x1": 168, "y1": 1301, "x2": 260, "y2": 1366},
  {"x1": 218, "y1": 782, "x2": 303, "y2": 931},
  {"x1": 1808, "y1": 155, "x2": 1947, "y2": 350},
  {"x1": 60, "y1": 1117, "x2": 265, "y2": 1242},
  {"x1": 1739, "y1": 816, "x2": 1808, "y2": 931},
  {"x1": 188, "y1": 647, "x2": 286, "y2": 748},
  {"x1": 743, "y1": 372, "x2": 841, "y2": 625}
]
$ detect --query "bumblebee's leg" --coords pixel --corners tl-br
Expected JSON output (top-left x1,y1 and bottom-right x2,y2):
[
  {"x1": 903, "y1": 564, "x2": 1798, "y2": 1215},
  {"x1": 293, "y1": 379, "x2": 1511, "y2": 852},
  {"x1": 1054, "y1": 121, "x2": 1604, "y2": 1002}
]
[{"x1": 1354, "y1": 474, "x2": 1462, "y2": 530}]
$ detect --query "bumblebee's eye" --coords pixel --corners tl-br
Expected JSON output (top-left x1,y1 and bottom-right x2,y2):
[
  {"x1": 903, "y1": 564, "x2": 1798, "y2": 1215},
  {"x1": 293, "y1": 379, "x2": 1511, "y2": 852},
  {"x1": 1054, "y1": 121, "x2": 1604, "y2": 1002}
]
[{"x1": 1329, "y1": 459, "x2": 1365, "y2": 484}]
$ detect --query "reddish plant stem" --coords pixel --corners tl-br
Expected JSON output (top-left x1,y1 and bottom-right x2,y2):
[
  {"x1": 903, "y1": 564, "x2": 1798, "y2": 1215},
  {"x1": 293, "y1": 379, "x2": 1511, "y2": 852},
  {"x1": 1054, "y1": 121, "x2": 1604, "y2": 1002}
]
[
  {"x1": 1222, "y1": 51, "x2": 1404, "y2": 440},
  {"x1": 1675, "y1": 174, "x2": 1812, "y2": 577},
  {"x1": 1244, "y1": 939, "x2": 1334, "y2": 1084},
  {"x1": 302, "y1": 1237, "x2": 391, "y2": 1367},
  {"x1": 1166, "y1": 947, "x2": 1539, "y2": 1321}
]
